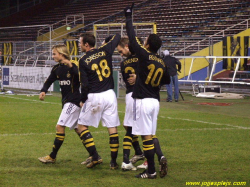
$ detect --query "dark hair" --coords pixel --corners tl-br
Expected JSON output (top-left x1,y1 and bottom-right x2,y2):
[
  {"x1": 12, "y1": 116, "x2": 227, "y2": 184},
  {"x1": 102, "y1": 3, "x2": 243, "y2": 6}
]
[
  {"x1": 128, "y1": 37, "x2": 144, "y2": 55},
  {"x1": 146, "y1": 34, "x2": 162, "y2": 53},
  {"x1": 80, "y1": 33, "x2": 95, "y2": 47}
]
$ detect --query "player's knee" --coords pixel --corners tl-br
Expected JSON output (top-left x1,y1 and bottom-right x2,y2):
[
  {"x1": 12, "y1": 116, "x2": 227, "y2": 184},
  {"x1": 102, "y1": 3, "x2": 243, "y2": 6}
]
[
  {"x1": 56, "y1": 125, "x2": 65, "y2": 133},
  {"x1": 78, "y1": 124, "x2": 88, "y2": 132},
  {"x1": 109, "y1": 133, "x2": 119, "y2": 144}
]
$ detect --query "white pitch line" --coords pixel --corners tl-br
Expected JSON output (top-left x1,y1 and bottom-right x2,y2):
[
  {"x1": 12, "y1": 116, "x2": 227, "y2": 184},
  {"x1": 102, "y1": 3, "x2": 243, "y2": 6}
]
[
  {"x1": 2, "y1": 95, "x2": 249, "y2": 133},
  {"x1": 159, "y1": 127, "x2": 239, "y2": 131},
  {"x1": 0, "y1": 130, "x2": 108, "y2": 137},
  {"x1": 0, "y1": 127, "x2": 248, "y2": 137},
  {"x1": 164, "y1": 116, "x2": 250, "y2": 130},
  {"x1": 1, "y1": 95, "x2": 60, "y2": 105}
]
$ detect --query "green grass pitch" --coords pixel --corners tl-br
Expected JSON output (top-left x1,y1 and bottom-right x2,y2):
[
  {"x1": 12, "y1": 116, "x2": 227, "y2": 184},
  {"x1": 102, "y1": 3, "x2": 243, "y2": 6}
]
[{"x1": 0, "y1": 90, "x2": 249, "y2": 187}]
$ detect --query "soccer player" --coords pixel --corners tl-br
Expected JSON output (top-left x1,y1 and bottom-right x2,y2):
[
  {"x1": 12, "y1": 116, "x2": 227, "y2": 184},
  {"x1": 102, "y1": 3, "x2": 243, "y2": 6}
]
[
  {"x1": 78, "y1": 32, "x2": 121, "y2": 169},
  {"x1": 38, "y1": 44, "x2": 91, "y2": 163},
  {"x1": 119, "y1": 37, "x2": 169, "y2": 174},
  {"x1": 124, "y1": 4, "x2": 168, "y2": 178},
  {"x1": 118, "y1": 37, "x2": 145, "y2": 171}
]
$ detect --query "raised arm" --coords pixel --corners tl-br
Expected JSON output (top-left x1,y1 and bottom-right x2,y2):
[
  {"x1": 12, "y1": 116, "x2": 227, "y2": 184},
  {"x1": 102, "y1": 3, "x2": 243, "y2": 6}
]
[
  {"x1": 100, "y1": 34, "x2": 121, "y2": 55},
  {"x1": 124, "y1": 4, "x2": 148, "y2": 59}
]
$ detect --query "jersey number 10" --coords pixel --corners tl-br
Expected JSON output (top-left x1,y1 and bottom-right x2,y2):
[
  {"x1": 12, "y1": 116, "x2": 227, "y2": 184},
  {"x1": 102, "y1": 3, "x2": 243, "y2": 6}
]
[{"x1": 145, "y1": 64, "x2": 163, "y2": 87}]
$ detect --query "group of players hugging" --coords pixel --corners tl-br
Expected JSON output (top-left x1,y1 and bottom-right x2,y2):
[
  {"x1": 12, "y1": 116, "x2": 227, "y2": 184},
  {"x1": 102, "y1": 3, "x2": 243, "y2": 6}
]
[{"x1": 38, "y1": 4, "x2": 169, "y2": 179}]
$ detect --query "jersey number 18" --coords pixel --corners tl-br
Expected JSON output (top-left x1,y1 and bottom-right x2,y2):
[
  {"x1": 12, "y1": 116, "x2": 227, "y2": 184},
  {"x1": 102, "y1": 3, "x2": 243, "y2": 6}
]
[{"x1": 91, "y1": 59, "x2": 111, "y2": 81}]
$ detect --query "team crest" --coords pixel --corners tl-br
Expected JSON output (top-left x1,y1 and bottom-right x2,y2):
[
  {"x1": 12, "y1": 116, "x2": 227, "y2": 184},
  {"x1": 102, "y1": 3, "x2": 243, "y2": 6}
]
[{"x1": 67, "y1": 72, "x2": 71, "y2": 78}]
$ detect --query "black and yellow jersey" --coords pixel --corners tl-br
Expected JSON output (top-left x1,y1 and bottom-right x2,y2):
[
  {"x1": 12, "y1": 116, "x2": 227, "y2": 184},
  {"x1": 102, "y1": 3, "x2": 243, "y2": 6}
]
[
  {"x1": 79, "y1": 34, "x2": 121, "y2": 103},
  {"x1": 41, "y1": 62, "x2": 81, "y2": 107},
  {"x1": 126, "y1": 17, "x2": 166, "y2": 100},
  {"x1": 120, "y1": 54, "x2": 138, "y2": 94}
]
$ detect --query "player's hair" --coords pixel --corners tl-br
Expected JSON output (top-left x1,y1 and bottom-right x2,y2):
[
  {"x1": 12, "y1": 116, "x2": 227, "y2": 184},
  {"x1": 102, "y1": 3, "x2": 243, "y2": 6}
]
[
  {"x1": 52, "y1": 44, "x2": 70, "y2": 60},
  {"x1": 146, "y1": 34, "x2": 162, "y2": 53},
  {"x1": 80, "y1": 33, "x2": 95, "y2": 47},
  {"x1": 118, "y1": 37, "x2": 129, "y2": 48}
]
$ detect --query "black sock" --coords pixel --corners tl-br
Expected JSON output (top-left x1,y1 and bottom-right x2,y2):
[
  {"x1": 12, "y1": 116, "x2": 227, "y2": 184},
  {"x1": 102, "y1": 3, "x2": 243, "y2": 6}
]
[
  {"x1": 123, "y1": 127, "x2": 133, "y2": 163},
  {"x1": 110, "y1": 133, "x2": 119, "y2": 163},
  {"x1": 77, "y1": 131, "x2": 90, "y2": 157},
  {"x1": 152, "y1": 135, "x2": 164, "y2": 163},
  {"x1": 50, "y1": 132, "x2": 65, "y2": 159},
  {"x1": 132, "y1": 135, "x2": 143, "y2": 155},
  {"x1": 143, "y1": 138, "x2": 155, "y2": 174},
  {"x1": 80, "y1": 129, "x2": 98, "y2": 160}
]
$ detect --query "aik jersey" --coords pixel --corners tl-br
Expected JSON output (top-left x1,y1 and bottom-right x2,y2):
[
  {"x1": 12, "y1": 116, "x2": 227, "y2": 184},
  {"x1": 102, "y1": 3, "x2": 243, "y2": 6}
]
[
  {"x1": 41, "y1": 62, "x2": 81, "y2": 107},
  {"x1": 79, "y1": 34, "x2": 121, "y2": 103},
  {"x1": 120, "y1": 54, "x2": 138, "y2": 94},
  {"x1": 126, "y1": 17, "x2": 167, "y2": 100}
]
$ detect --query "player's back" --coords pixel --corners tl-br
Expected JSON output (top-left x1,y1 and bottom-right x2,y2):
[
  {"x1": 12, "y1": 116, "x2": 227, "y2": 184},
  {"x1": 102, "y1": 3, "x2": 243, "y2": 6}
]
[
  {"x1": 120, "y1": 54, "x2": 139, "y2": 94},
  {"x1": 80, "y1": 48, "x2": 114, "y2": 93},
  {"x1": 132, "y1": 53, "x2": 166, "y2": 100}
]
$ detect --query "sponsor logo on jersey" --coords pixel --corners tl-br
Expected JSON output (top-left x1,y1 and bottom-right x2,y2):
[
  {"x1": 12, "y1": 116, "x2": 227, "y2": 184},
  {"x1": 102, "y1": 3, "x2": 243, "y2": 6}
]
[
  {"x1": 67, "y1": 72, "x2": 71, "y2": 78},
  {"x1": 59, "y1": 80, "x2": 71, "y2": 85}
]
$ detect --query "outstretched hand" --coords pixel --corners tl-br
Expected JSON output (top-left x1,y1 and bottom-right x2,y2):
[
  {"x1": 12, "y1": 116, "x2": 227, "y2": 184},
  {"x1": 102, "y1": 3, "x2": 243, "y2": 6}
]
[
  {"x1": 39, "y1": 92, "x2": 46, "y2": 101},
  {"x1": 124, "y1": 3, "x2": 134, "y2": 17}
]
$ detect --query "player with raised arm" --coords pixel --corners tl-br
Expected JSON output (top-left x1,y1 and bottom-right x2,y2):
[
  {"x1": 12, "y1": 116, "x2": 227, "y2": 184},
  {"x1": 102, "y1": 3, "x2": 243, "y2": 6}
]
[
  {"x1": 118, "y1": 37, "x2": 145, "y2": 171},
  {"x1": 38, "y1": 44, "x2": 96, "y2": 163},
  {"x1": 78, "y1": 32, "x2": 121, "y2": 169},
  {"x1": 124, "y1": 4, "x2": 169, "y2": 179}
]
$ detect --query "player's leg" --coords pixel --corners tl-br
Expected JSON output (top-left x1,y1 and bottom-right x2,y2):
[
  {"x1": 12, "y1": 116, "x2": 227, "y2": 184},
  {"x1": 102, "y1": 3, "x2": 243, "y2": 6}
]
[
  {"x1": 77, "y1": 97, "x2": 102, "y2": 168},
  {"x1": 108, "y1": 127, "x2": 119, "y2": 169},
  {"x1": 122, "y1": 126, "x2": 133, "y2": 164},
  {"x1": 51, "y1": 125, "x2": 66, "y2": 159},
  {"x1": 130, "y1": 135, "x2": 144, "y2": 164},
  {"x1": 137, "y1": 134, "x2": 164, "y2": 170},
  {"x1": 101, "y1": 89, "x2": 120, "y2": 169},
  {"x1": 123, "y1": 92, "x2": 143, "y2": 167},
  {"x1": 133, "y1": 98, "x2": 157, "y2": 179},
  {"x1": 38, "y1": 103, "x2": 79, "y2": 163},
  {"x1": 75, "y1": 127, "x2": 102, "y2": 165},
  {"x1": 132, "y1": 135, "x2": 143, "y2": 157},
  {"x1": 135, "y1": 135, "x2": 156, "y2": 179},
  {"x1": 77, "y1": 124, "x2": 101, "y2": 168},
  {"x1": 152, "y1": 135, "x2": 168, "y2": 178},
  {"x1": 38, "y1": 125, "x2": 66, "y2": 163},
  {"x1": 121, "y1": 126, "x2": 137, "y2": 171},
  {"x1": 152, "y1": 135, "x2": 163, "y2": 162}
]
